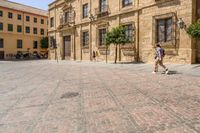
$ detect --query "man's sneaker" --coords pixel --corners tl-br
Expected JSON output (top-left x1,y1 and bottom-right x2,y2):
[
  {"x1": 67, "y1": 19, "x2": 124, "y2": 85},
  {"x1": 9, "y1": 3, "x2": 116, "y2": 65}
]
[
  {"x1": 152, "y1": 71, "x2": 157, "y2": 74},
  {"x1": 165, "y1": 69, "x2": 169, "y2": 74}
]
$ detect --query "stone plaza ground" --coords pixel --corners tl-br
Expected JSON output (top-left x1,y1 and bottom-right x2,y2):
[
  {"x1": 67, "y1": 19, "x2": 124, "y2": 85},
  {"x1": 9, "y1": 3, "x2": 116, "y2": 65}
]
[{"x1": 0, "y1": 60, "x2": 200, "y2": 133}]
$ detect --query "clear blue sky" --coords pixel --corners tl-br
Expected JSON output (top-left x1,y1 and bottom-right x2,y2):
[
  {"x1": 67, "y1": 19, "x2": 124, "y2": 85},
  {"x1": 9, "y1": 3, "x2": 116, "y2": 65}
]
[{"x1": 9, "y1": 0, "x2": 54, "y2": 10}]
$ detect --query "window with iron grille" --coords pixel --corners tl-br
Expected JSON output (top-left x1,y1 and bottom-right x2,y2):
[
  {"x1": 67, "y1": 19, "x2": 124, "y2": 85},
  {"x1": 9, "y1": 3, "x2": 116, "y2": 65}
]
[
  {"x1": 8, "y1": 24, "x2": 13, "y2": 31},
  {"x1": 26, "y1": 16, "x2": 30, "y2": 21},
  {"x1": 82, "y1": 31, "x2": 89, "y2": 46},
  {"x1": 0, "y1": 39, "x2": 3, "y2": 48},
  {"x1": 156, "y1": 17, "x2": 172, "y2": 43},
  {"x1": 40, "y1": 29, "x2": 44, "y2": 35},
  {"x1": 41, "y1": 19, "x2": 44, "y2": 24},
  {"x1": 99, "y1": 28, "x2": 107, "y2": 46},
  {"x1": 64, "y1": 12, "x2": 70, "y2": 23},
  {"x1": 99, "y1": 0, "x2": 107, "y2": 12},
  {"x1": 8, "y1": 12, "x2": 13, "y2": 19},
  {"x1": 33, "y1": 41, "x2": 38, "y2": 49},
  {"x1": 33, "y1": 28, "x2": 37, "y2": 34},
  {"x1": 0, "y1": 11, "x2": 3, "y2": 17},
  {"x1": 17, "y1": 25, "x2": 22, "y2": 33},
  {"x1": 17, "y1": 40, "x2": 23, "y2": 48},
  {"x1": 83, "y1": 3, "x2": 88, "y2": 18},
  {"x1": 18, "y1": 14, "x2": 22, "y2": 20},
  {"x1": 123, "y1": 24, "x2": 133, "y2": 42},
  {"x1": 26, "y1": 26, "x2": 30, "y2": 33},
  {"x1": 34, "y1": 17, "x2": 37, "y2": 23},
  {"x1": 122, "y1": 0, "x2": 132, "y2": 7},
  {"x1": 50, "y1": 17, "x2": 54, "y2": 27},
  {"x1": 0, "y1": 23, "x2": 3, "y2": 31},
  {"x1": 50, "y1": 36, "x2": 56, "y2": 48}
]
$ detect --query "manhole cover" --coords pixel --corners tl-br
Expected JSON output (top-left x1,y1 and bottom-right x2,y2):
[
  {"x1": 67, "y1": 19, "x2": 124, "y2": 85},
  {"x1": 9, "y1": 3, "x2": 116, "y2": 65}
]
[{"x1": 60, "y1": 92, "x2": 79, "y2": 99}]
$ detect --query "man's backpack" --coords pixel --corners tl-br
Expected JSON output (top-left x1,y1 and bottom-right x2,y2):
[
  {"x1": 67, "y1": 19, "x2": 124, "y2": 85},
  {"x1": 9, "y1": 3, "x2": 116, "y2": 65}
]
[{"x1": 162, "y1": 49, "x2": 165, "y2": 57}]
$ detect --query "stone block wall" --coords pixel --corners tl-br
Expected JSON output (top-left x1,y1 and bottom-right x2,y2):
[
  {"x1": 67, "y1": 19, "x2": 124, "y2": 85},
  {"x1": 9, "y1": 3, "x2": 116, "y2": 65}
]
[{"x1": 48, "y1": 0, "x2": 198, "y2": 64}]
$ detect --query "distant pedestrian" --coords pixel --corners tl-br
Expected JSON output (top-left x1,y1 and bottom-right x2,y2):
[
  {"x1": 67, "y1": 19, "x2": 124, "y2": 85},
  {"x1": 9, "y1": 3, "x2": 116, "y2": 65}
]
[
  {"x1": 93, "y1": 51, "x2": 96, "y2": 62},
  {"x1": 96, "y1": 51, "x2": 99, "y2": 61},
  {"x1": 152, "y1": 44, "x2": 169, "y2": 74}
]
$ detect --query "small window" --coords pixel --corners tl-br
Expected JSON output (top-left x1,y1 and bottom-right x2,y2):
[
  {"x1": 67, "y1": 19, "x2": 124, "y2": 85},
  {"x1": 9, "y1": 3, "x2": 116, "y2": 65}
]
[
  {"x1": 26, "y1": 16, "x2": 30, "y2": 21},
  {"x1": 123, "y1": 24, "x2": 133, "y2": 42},
  {"x1": 0, "y1": 11, "x2": 3, "y2": 17},
  {"x1": 50, "y1": 17, "x2": 54, "y2": 27},
  {"x1": 99, "y1": 28, "x2": 107, "y2": 46},
  {"x1": 82, "y1": 31, "x2": 89, "y2": 46},
  {"x1": 34, "y1": 17, "x2": 37, "y2": 23},
  {"x1": 17, "y1": 14, "x2": 22, "y2": 20},
  {"x1": 99, "y1": 0, "x2": 107, "y2": 12},
  {"x1": 50, "y1": 36, "x2": 56, "y2": 48},
  {"x1": 122, "y1": 0, "x2": 132, "y2": 7},
  {"x1": 41, "y1": 19, "x2": 44, "y2": 24},
  {"x1": 33, "y1": 28, "x2": 37, "y2": 34},
  {"x1": 83, "y1": 4, "x2": 88, "y2": 18},
  {"x1": 0, "y1": 23, "x2": 3, "y2": 31},
  {"x1": 8, "y1": 12, "x2": 13, "y2": 19},
  {"x1": 26, "y1": 26, "x2": 30, "y2": 33},
  {"x1": 8, "y1": 24, "x2": 13, "y2": 31},
  {"x1": 156, "y1": 18, "x2": 173, "y2": 43},
  {"x1": 17, "y1": 25, "x2": 22, "y2": 33},
  {"x1": 17, "y1": 40, "x2": 23, "y2": 48},
  {"x1": 0, "y1": 38, "x2": 3, "y2": 48},
  {"x1": 40, "y1": 29, "x2": 44, "y2": 35},
  {"x1": 64, "y1": 12, "x2": 70, "y2": 23},
  {"x1": 33, "y1": 41, "x2": 38, "y2": 49}
]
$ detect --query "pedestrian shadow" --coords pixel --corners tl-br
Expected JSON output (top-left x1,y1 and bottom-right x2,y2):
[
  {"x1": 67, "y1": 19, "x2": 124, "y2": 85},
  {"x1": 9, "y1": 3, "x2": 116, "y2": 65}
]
[{"x1": 162, "y1": 70, "x2": 182, "y2": 75}]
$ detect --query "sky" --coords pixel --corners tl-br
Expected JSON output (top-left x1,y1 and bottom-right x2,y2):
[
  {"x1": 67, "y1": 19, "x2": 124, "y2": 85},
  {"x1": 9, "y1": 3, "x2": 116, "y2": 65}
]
[{"x1": 9, "y1": 0, "x2": 54, "y2": 10}]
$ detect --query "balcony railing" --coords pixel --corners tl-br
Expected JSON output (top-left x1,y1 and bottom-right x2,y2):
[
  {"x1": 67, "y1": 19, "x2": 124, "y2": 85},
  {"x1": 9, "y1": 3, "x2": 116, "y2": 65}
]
[{"x1": 95, "y1": 5, "x2": 109, "y2": 18}]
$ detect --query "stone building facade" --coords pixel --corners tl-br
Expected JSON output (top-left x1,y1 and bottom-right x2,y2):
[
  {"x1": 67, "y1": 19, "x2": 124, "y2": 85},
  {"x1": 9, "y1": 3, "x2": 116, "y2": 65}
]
[
  {"x1": 0, "y1": 0, "x2": 48, "y2": 60},
  {"x1": 48, "y1": 0, "x2": 200, "y2": 64}
]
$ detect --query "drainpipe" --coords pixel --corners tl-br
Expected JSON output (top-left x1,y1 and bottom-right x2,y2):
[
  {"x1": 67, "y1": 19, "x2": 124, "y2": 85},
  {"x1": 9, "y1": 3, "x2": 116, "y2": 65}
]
[
  {"x1": 89, "y1": 0, "x2": 92, "y2": 61},
  {"x1": 74, "y1": 27, "x2": 76, "y2": 60},
  {"x1": 136, "y1": 0, "x2": 140, "y2": 62},
  {"x1": 54, "y1": 4, "x2": 59, "y2": 62}
]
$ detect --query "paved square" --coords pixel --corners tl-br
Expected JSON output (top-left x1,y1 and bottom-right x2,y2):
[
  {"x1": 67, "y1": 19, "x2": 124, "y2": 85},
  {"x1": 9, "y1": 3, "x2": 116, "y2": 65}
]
[{"x1": 0, "y1": 60, "x2": 200, "y2": 133}]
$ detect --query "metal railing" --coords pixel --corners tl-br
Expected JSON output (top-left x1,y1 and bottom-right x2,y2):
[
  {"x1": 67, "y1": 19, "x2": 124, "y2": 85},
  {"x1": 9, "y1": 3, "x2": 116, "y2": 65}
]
[{"x1": 95, "y1": 5, "x2": 109, "y2": 17}]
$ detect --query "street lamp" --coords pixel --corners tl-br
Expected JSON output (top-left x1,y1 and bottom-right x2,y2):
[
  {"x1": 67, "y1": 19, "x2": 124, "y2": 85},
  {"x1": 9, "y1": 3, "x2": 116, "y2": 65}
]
[{"x1": 177, "y1": 18, "x2": 185, "y2": 29}]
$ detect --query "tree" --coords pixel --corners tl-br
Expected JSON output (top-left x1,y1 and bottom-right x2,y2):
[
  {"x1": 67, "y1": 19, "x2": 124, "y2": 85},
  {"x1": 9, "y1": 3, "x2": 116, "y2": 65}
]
[
  {"x1": 187, "y1": 19, "x2": 200, "y2": 39},
  {"x1": 105, "y1": 32, "x2": 112, "y2": 63},
  {"x1": 105, "y1": 26, "x2": 129, "y2": 63},
  {"x1": 40, "y1": 37, "x2": 49, "y2": 49}
]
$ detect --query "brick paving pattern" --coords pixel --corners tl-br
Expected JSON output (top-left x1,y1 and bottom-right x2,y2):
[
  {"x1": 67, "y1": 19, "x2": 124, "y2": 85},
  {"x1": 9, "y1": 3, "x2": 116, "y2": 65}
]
[{"x1": 0, "y1": 60, "x2": 199, "y2": 133}]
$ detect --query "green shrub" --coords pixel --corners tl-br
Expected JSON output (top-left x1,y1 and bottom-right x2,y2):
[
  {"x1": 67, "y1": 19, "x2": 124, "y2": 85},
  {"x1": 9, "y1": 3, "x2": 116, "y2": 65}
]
[{"x1": 187, "y1": 19, "x2": 200, "y2": 38}]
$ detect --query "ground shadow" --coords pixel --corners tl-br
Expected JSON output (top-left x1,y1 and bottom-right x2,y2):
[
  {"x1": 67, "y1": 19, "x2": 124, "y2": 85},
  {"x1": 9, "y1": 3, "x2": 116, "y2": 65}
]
[
  {"x1": 114, "y1": 61, "x2": 145, "y2": 64},
  {"x1": 162, "y1": 70, "x2": 182, "y2": 75},
  {"x1": 0, "y1": 59, "x2": 47, "y2": 62}
]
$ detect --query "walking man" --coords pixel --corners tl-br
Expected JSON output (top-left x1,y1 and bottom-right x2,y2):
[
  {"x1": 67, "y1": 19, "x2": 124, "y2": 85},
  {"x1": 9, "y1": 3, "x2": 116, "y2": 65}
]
[{"x1": 152, "y1": 44, "x2": 169, "y2": 74}]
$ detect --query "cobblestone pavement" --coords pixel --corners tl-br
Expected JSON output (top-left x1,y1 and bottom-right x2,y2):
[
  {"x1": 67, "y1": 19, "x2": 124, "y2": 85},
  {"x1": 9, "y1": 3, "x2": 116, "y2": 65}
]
[{"x1": 0, "y1": 60, "x2": 200, "y2": 133}]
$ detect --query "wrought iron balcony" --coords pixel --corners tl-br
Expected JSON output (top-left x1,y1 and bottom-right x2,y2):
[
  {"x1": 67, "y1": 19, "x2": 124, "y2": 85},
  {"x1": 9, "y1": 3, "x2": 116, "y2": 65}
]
[{"x1": 95, "y1": 5, "x2": 109, "y2": 18}]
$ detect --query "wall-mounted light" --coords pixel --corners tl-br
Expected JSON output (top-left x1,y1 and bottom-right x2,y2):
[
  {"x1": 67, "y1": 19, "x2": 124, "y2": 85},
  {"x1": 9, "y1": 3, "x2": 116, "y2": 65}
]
[
  {"x1": 89, "y1": 14, "x2": 96, "y2": 21},
  {"x1": 177, "y1": 18, "x2": 185, "y2": 29}
]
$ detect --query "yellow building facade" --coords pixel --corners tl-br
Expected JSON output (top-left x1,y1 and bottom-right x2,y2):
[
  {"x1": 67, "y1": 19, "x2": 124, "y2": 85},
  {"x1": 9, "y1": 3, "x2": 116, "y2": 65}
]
[
  {"x1": 0, "y1": 0, "x2": 48, "y2": 60},
  {"x1": 48, "y1": 0, "x2": 200, "y2": 64}
]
